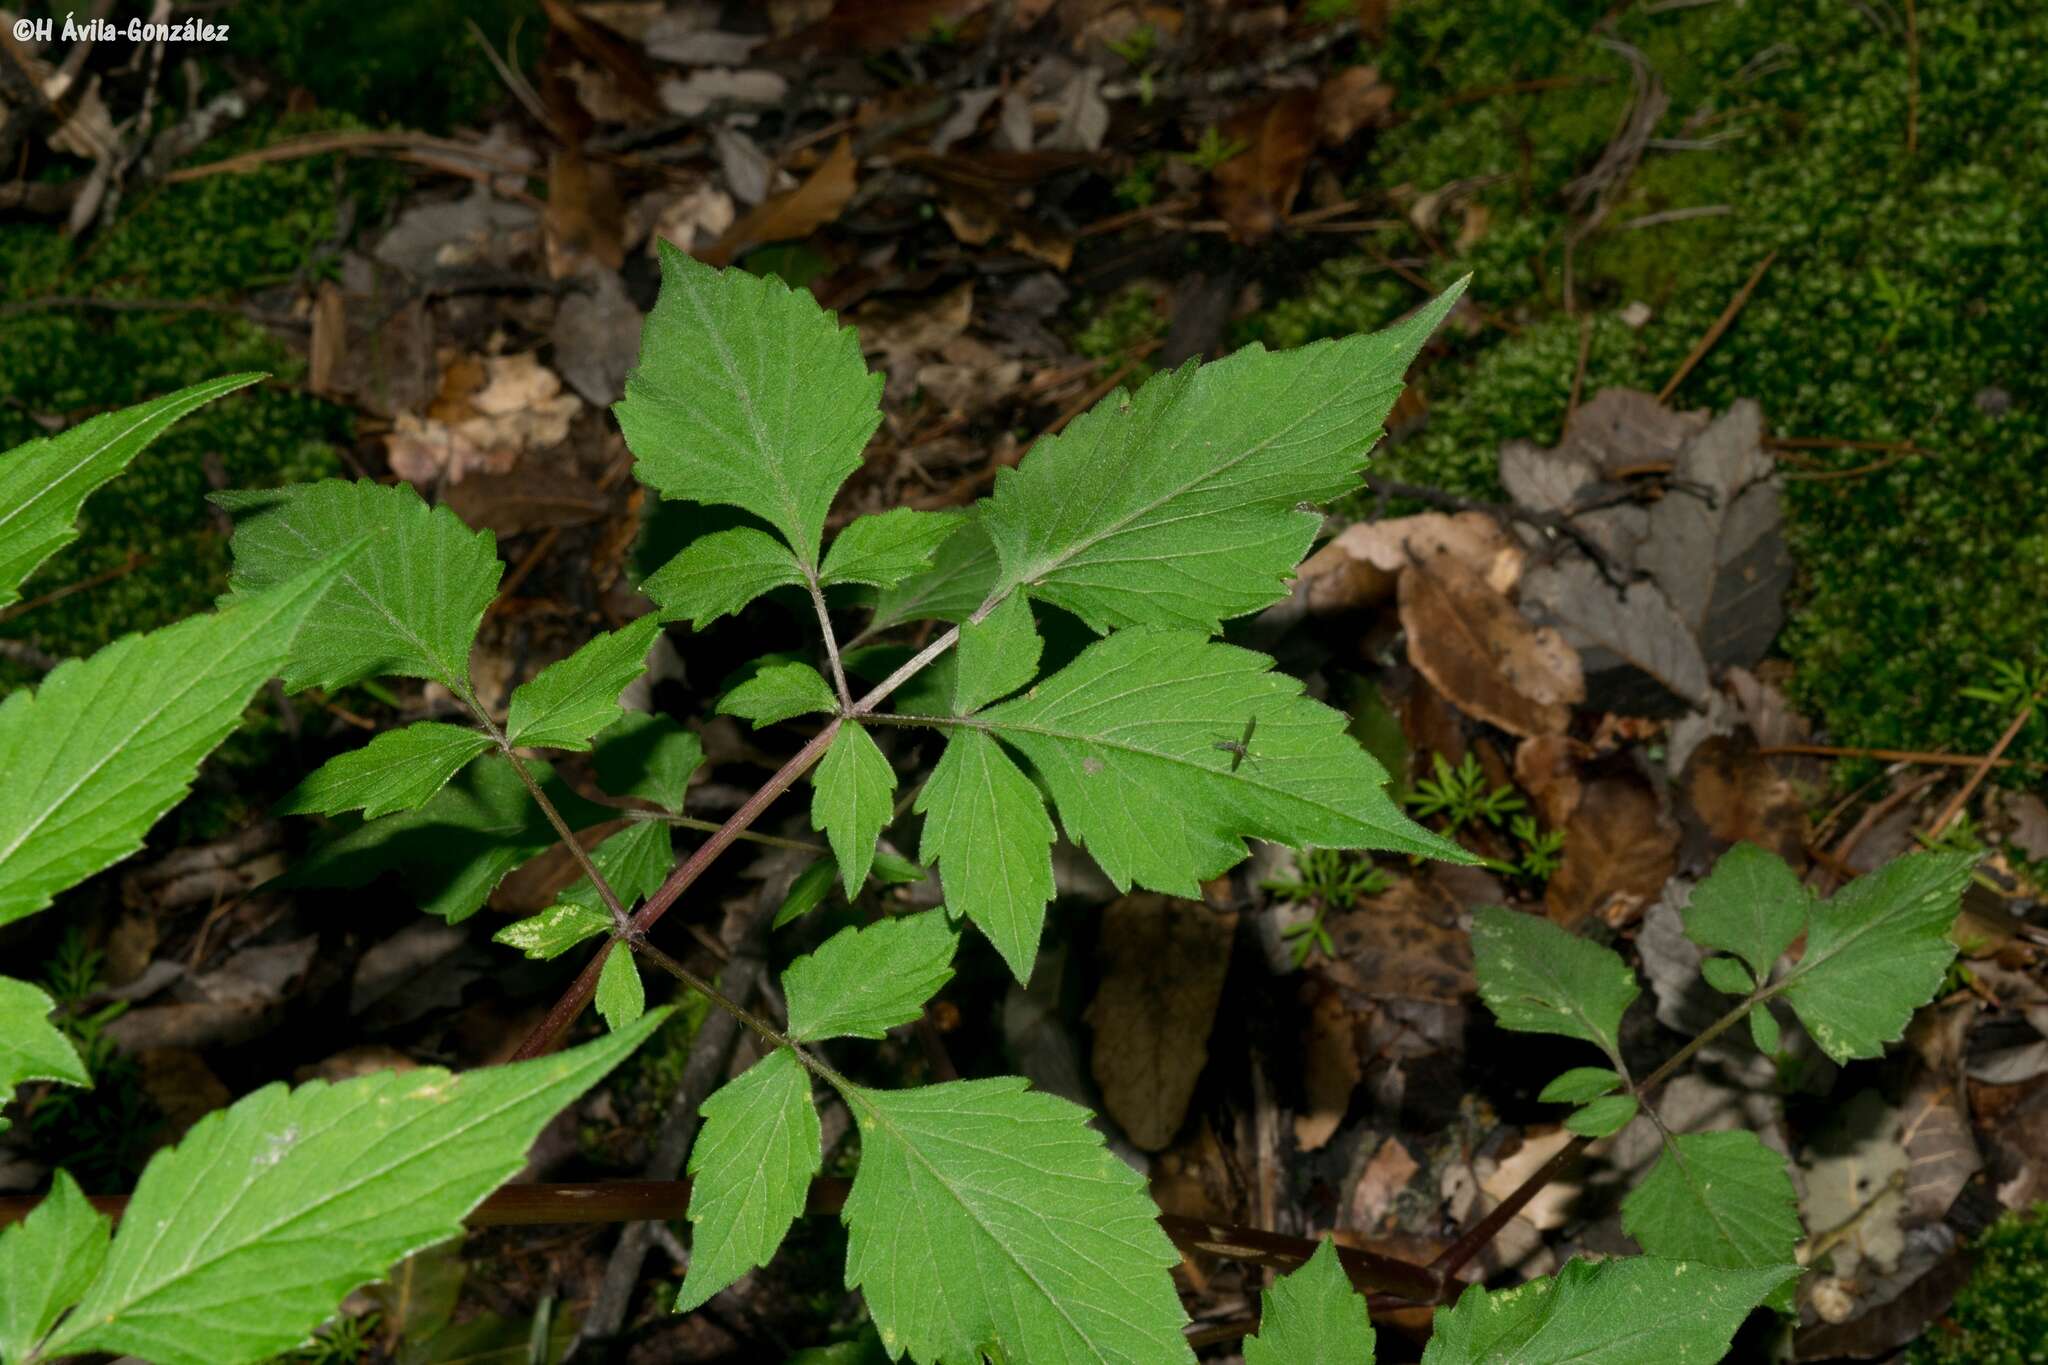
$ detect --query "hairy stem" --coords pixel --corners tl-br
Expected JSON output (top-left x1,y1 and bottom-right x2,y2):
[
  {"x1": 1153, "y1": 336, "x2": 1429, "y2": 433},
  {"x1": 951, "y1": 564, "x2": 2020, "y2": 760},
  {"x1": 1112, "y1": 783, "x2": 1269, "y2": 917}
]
[
  {"x1": 628, "y1": 934, "x2": 855, "y2": 1095},
  {"x1": 469, "y1": 699, "x2": 633, "y2": 937},
  {"x1": 804, "y1": 572, "x2": 853, "y2": 708},
  {"x1": 1428, "y1": 992, "x2": 1762, "y2": 1292}
]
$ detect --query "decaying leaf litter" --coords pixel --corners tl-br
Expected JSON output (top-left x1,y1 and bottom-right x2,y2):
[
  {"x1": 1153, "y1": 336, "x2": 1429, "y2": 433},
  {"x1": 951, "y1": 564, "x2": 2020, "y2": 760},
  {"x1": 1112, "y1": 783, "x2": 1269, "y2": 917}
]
[{"x1": 2, "y1": 2, "x2": 2044, "y2": 1361}]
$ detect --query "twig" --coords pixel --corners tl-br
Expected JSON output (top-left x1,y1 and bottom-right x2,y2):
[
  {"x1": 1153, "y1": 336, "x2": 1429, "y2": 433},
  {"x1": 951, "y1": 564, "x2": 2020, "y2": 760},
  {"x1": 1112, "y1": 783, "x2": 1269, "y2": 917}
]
[
  {"x1": 1618, "y1": 204, "x2": 1732, "y2": 230},
  {"x1": 1928, "y1": 693, "x2": 2040, "y2": 835},
  {"x1": 0, "y1": 295, "x2": 305, "y2": 327},
  {"x1": 0, "y1": 550, "x2": 151, "y2": 624},
  {"x1": 1566, "y1": 314, "x2": 1594, "y2": 427},
  {"x1": 1757, "y1": 743, "x2": 2038, "y2": 771},
  {"x1": 1657, "y1": 249, "x2": 1776, "y2": 402}
]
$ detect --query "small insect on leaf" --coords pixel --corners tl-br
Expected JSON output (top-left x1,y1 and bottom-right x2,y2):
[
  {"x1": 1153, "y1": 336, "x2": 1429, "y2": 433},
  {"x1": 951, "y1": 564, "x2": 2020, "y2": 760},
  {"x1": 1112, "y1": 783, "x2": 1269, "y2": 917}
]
[{"x1": 1214, "y1": 714, "x2": 1258, "y2": 772}]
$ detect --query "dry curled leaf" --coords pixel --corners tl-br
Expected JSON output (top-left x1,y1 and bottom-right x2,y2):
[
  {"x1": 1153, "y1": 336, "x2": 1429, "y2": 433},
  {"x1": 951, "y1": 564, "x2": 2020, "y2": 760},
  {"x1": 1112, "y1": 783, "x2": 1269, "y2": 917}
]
[
  {"x1": 700, "y1": 136, "x2": 857, "y2": 268},
  {"x1": 1514, "y1": 734, "x2": 1592, "y2": 829},
  {"x1": 1211, "y1": 90, "x2": 1318, "y2": 244},
  {"x1": 1086, "y1": 893, "x2": 1237, "y2": 1151},
  {"x1": 1295, "y1": 511, "x2": 1522, "y2": 614},
  {"x1": 1544, "y1": 774, "x2": 1678, "y2": 929},
  {"x1": 1399, "y1": 548, "x2": 1583, "y2": 739},
  {"x1": 1682, "y1": 731, "x2": 1808, "y2": 866},
  {"x1": 1316, "y1": 65, "x2": 1395, "y2": 145},
  {"x1": 1294, "y1": 977, "x2": 1361, "y2": 1152}
]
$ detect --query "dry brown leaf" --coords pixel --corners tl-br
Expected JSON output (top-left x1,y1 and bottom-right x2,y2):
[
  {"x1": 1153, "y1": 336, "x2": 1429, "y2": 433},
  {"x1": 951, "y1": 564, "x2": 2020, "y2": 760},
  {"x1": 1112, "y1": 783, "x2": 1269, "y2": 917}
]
[
  {"x1": 2002, "y1": 792, "x2": 2048, "y2": 862},
  {"x1": 309, "y1": 282, "x2": 346, "y2": 398},
  {"x1": 1086, "y1": 893, "x2": 1237, "y2": 1151},
  {"x1": 1295, "y1": 511, "x2": 1522, "y2": 614},
  {"x1": 441, "y1": 465, "x2": 610, "y2": 538},
  {"x1": 1545, "y1": 775, "x2": 1678, "y2": 929},
  {"x1": 1400, "y1": 549, "x2": 1584, "y2": 739},
  {"x1": 1478, "y1": 1125, "x2": 1581, "y2": 1231},
  {"x1": 137, "y1": 1048, "x2": 232, "y2": 1139},
  {"x1": 1514, "y1": 734, "x2": 1592, "y2": 830},
  {"x1": 1316, "y1": 65, "x2": 1395, "y2": 145},
  {"x1": 1294, "y1": 978, "x2": 1361, "y2": 1151},
  {"x1": 1348, "y1": 1135, "x2": 1421, "y2": 1228},
  {"x1": 1683, "y1": 732, "x2": 1808, "y2": 866},
  {"x1": 700, "y1": 136, "x2": 857, "y2": 268},
  {"x1": 1211, "y1": 90, "x2": 1318, "y2": 244},
  {"x1": 386, "y1": 354, "x2": 583, "y2": 488},
  {"x1": 1322, "y1": 872, "x2": 1476, "y2": 1004},
  {"x1": 545, "y1": 147, "x2": 625, "y2": 275}
]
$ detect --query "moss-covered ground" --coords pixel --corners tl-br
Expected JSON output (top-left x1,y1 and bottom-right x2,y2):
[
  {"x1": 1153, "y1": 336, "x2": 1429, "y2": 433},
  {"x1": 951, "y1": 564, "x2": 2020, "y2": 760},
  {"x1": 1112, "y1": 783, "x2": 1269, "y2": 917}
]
[{"x1": 1235, "y1": 0, "x2": 2048, "y2": 777}]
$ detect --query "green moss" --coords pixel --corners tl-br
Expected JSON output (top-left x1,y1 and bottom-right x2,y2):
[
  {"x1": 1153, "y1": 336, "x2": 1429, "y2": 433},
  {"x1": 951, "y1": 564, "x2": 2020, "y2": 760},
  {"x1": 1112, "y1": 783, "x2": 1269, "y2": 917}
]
[
  {"x1": 1909, "y1": 1205, "x2": 2048, "y2": 1365},
  {"x1": 234, "y1": 0, "x2": 541, "y2": 133},
  {"x1": 0, "y1": 113, "x2": 396, "y2": 688},
  {"x1": 1236, "y1": 0, "x2": 2048, "y2": 777}
]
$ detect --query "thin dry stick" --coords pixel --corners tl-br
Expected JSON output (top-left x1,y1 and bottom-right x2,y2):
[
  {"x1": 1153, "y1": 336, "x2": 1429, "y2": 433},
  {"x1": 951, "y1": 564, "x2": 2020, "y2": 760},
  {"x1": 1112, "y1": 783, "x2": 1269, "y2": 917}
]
[
  {"x1": 1657, "y1": 249, "x2": 1777, "y2": 402},
  {"x1": 1758, "y1": 742, "x2": 2037, "y2": 771},
  {"x1": 1928, "y1": 693, "x2": 2040, "y2": 835},
  {"x1": 0, "y1": 551, "x2": 151, "y2": 625},
  {"x1": 1565, "y1": 313, "x2": 1594, "y2": 428}
]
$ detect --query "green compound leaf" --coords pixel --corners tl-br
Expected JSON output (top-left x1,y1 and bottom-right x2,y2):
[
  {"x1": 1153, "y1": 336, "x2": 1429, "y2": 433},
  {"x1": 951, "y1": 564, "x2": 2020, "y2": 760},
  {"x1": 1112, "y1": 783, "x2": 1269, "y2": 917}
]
[
  {"x1": 1778, "y1": 850, "x2": 1974, "y2": 1063},
  {"x1": 841, "y1": 1077, "x2": 1194, "y2": 1365},
  {"x1": 215, "y1": 480, "x2": 501, "y2": 694},
  {"x1": 506, "y1": 616, "x2": 663, "y2": 751},
  {"x1": 1701, "y1": 956, "x2": 1756, "y2": 996},
  {"x1": 275, "y1": 722, "x2": 492, "y2": 821},
  {"x1": 592, "y1": 712, "x2": 702, "y2": 813},
  {"x1": 868, "y1": 520, "x2": 999, "y2": 634},
  {"x1": 41, "y1": 1011, "x2": 668, "y2": 1365},
  {"x1": 285, "y1": 757, "x2": 607, "y2": 923},
  {"x1": 970, "y1": 629, "x2": 1466, "y2": 899},
  {"x1": 811, "y1": 722, "x2": 896, "y2": 899},
  {"x1": 1538, "y1": 1067, "x2": 1623, "y2": 1104},
  {"x1": 1421, "y1": 1256, "x2": 1791, "y2": 1365},
  {"x1": 914, "y1": 729, "x2": 1057, "y2": 981},
  {"x1": 1473, "y1": 906, "x2": 1639, "y2": 1060},
  {"x1": 1682, "y1": 842, "x2": 1811, "y2": 982},
  {"x1": 676, "y1": 1048, "x2": 821, "y2": 1312},
  {"x1": 952, "y1": 589, "x2": 1041, "y2": 715},
  {"x1": 595, "y1": 942, "x2": 644, "y2": 1031},
  {"x1": 0, "y1": 976, "x2": 90, "y2": 1126},
  {"x1": 0, "y1": 373, "x2": 262, "y2": 611},
  {"x1": 1563, "y1": 1094, "x2": 1638, "y2": 1138},
  {"x1": 495, "y1": 820, "x2": 674, "y2": 960},
  {"x1": 644, "y1": 526, "x2": 805, "y2": 629},
  {"x1": 0, "y1": 1169, "x2": 109, "y2": 1362},
  {"x1": 976, "y1": 283, "x2": 1463, "y2": 634},
  {"x1": 0, "y1": 551, "x2": 357, "y2": 926},
  {"x1": 784, "y1": 911, "x2": 958, "y2": 1042},
  {"x1": 1243, "y1": 1240, "x2": 1373, "y2": 1365},
  {"x1": 1623, "y1": 1131, "x2": 1802, "y2": 1312},
  {"x1": 719, "y1": 662, "x2": 840, "y2": 727},
  {"x1": 820, "y1": 508, "x2": 968, "y2": 589},
  {"x1": 618, "y1": 246, "x2": 883, "y2": 569}
]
